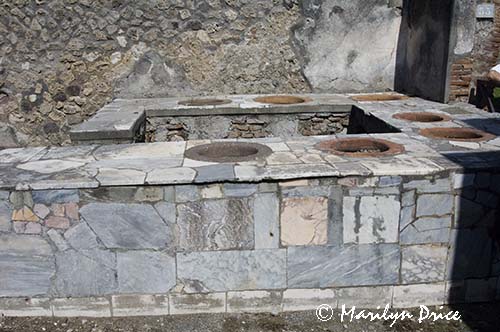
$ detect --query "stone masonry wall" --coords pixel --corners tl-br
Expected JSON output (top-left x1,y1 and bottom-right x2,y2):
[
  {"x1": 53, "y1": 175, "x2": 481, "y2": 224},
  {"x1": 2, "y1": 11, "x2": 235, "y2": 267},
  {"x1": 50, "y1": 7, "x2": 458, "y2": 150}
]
[
  {"x1": 146, "y1": 112, "x2": 350, "y2": 142},
  {"x1": 1, "y1": 171, "x2": 499, "y2": 316},
  {"x1": 0, "y1": 0, "x2": 403, "y2": 147}
]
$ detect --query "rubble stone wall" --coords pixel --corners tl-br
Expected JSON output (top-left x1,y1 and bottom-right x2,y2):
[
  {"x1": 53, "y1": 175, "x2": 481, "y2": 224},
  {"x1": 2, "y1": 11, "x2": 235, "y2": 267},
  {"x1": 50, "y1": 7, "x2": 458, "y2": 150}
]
[
  {"x1": 0, "y1": 0, "x2": 402, "y2": 147},
  {"x1": 1, "y1": 172, "x2": 499, "y2": 316},
  {"x1": 146, "y1": 112, "x2": 350, "y2": 142}
]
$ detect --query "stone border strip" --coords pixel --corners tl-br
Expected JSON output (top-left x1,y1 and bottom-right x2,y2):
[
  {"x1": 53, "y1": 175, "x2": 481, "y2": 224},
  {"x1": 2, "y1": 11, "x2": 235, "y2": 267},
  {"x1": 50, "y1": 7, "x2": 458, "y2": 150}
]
[{"x1": 1, "y1": 280, "x2": 498, "y2": 317}]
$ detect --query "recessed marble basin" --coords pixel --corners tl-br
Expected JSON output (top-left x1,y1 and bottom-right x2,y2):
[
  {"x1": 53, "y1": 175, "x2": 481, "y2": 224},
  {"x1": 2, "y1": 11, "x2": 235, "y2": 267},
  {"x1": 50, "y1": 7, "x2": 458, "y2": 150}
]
[
  {"x1": 393, "y1": 112, "x2": 451, "y2": 123},
  {"x1": 178, "y1": 98, "x2": 232, "y2": 107},
  {"x1": 419, "y1": 127, "x2": 495, "y2": 142},
  {"x1": 184, "y1": 142, "x2": 272, "y2": 163},
  {"x1": 254, "y1": 95, "x2": 309, "y2": 105},
  {"x1": 315, "y1": 137, "x2": 405, "y2": 157}
]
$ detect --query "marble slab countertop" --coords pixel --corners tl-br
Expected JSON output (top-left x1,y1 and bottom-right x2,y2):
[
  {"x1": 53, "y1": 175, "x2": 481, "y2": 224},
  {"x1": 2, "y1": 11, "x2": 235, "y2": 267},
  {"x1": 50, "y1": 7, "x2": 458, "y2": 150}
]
[{"x1": 3, "y1": 95, "x2": 500, "y2": 191}]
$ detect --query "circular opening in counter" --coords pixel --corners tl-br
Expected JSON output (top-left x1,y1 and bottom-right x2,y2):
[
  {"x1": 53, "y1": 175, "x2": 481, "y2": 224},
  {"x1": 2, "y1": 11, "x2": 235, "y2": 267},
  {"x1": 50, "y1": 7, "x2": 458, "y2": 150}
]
[
  {"x1": 254, "y1": 95, "x2": 309, "y2": 105},
  {"x1": 393, "y1": 112, "x2": 451, "y2": 123},
  {"x1": 419, "y1": 127, "x2": 495, "y2": 142},
  {"x1": 184, "y1": 142, "x2": 273, "y2": 163},
  {"x1": 315, "y1": 137, "x2": 405, "y2": 157},
  {"x1": 178, "y1": 98, "x2": 232, "y2": 107},
  {"x1": 351, "y1": 94, "x2": 409, "y2": 102}
]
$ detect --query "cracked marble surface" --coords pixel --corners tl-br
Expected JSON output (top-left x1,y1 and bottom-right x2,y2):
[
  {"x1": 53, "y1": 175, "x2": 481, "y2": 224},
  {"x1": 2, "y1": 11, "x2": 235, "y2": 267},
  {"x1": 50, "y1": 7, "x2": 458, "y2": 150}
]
[{"x1": 2, "y1": 95, "x2": 500, "y2": 190}]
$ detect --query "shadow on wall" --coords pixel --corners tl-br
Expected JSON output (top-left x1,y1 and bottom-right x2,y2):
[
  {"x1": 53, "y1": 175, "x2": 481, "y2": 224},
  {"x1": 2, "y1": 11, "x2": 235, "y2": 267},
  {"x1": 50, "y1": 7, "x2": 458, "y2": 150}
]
[
  {"x1": 442, "y1": 120, "x2": 500, "y2": 331},
  {"x1": 394, "y1": 0, "x2": 453, "y2": 102}
]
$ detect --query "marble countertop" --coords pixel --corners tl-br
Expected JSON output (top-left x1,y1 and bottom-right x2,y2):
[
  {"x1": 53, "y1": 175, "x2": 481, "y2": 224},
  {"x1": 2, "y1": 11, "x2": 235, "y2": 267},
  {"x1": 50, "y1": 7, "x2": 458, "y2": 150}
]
[{"x1": 3, "y1": 95, "x2": 500, "y2": 191}]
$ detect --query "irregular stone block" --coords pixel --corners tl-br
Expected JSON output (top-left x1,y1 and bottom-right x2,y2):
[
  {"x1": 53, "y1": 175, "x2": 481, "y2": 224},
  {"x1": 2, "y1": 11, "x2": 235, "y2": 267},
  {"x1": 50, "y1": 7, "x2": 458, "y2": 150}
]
[
  {"x1": 154, "y1": 202, "x2": 176, "y2": 224},
  {"x1": 52, "y1": 297, "x2": 111, "y2": 317},
  {"x1": 404, "y1": 178, "x2": 451, "y2": 193},
  {"x1": 0, "y1": 298, "x2": 52, "y2": 317},
  {"x1": 227, "y1": 290, "x2": 281, "y2": 313},
  {"x1": 281, "y1": 185, "x2": 330, "y2": 198},
  {"x1": 177, "y1": 199, "x2": 253, "y2": 251},
  {"x1": 169, "y1": 293, "x2": 225, "y2": 315},
  {"x1": 12, "y1": 206, "x2": 38, "y2": 222},
  {"x1": 343, "y1": 196, "x2": 400, "y2": 244},
  {"x1": 335, "y1": 286, "x2": 393, "y2": 309},
  {"x1": 54, "y1": 249, "x2": 117, "y2": 297},
  {"x1": 146, "y1": 167, "x2": 196, "y2": 185},
  {"x1": 400, "y1": 216, "x2": 451, "y2": 245},
  {"x1": 32, "y1": 189, "x2": 79, "y2": 204},
  {"x1": 111, "y1": 294, "x2": 169, "y2": 317},
  {"x1": 47, "y1": 229, "x2": 70, "y2": 251},
  {"x1": 175, "y1": 185, "x2": 200, "y2": 203},
  {"x1": 64, "y1": 223, "x2": 99, "y2": 250},
  {"x1": 401, "y1": 190, "x2": 416, "y2": 207},
  {"x1": 392, "y1": 283, "x2": 445, "y2": 308},
  {"x1": 200, "y1": 184, "x2": 224, "y2": 199},
  {"x1": 195, "y1": 164, "x2": 235, "y2": 182},
  {"x1": 282, "y1": 289, "x2": 336, "y2": 311},
  {"x1": 80, "y1": 203, "x2": 172, "y2": 250},
  {"x1": 287, "y1": 244, "x2": 400, "y2": 288},
  {"x1": 177, "y1": 249, "x2": 286, "y2": 293},
  {"x1": 45, "y1": 216, "x2": 70, "y2": 229},
  {"x1": 223, "y1": 183, "x2": 257, "y2": 197},
  {"x1": 401, "y1": 245, "x2": 448, "y2": 284},
  {"x1": 0, "y1": 235, "x2": 54, "y2": 297},
  {"x1": 281, "y1": 197, "x2": 328, "y2": 246},
  {"x1": 33, "y1": 203, "x2": 50, "y2": 219},
  {"x1": 453, "y1": 173, "x2": 475, "y2": 189},
  {"x1": 416, "y1": 194, "x2": 453, "y2": 217},
  {"x1": 254, "y1": 193, "x2": 279, "y2": 249},
  {"x1": 117, "y1": 251, "x2": 176, "y2": 294},
  {"x1": 0, "y1": 201, "x2": 12, "y2": 232}
]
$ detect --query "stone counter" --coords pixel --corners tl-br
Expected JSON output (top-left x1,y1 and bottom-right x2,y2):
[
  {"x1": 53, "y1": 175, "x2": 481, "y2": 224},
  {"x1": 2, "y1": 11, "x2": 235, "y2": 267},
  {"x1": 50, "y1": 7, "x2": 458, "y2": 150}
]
[{"x1": 1, "y1": 95, "x2": 500, "y2": 317}]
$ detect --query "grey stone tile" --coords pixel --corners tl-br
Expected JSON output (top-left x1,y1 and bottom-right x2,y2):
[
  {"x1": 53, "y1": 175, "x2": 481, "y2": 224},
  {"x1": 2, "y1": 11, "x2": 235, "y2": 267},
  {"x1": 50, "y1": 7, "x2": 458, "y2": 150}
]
[
  {"x1": 47, "y1": 229, "x2": 70, "y2": 251},
  {"x1": 0, "y1": 235, "x2": 54, "y2": 297},
  {"x1": 54, "y1": 249, "x2": 117, "y2": 297},
  {"x1": 416, "y1": 194, "x2": 453, "y2": 217},
  {"x1": 154, "y1": 202, "x2": 176, "y2": 224},
  {"x1": 64, "y1": 223, "x2": 100, "y2": 250},
  {"x1": 80, "y1": 203, "x2": 172, "y2": 250},
  {"x1": 146, "y1": 167, "x2": 196, "y2": 185},
  {"x1": 117, "y1": 251, "x2": 176, "y2": 294},
  {"x1": 177, "y1": 199, "x2": 254, "y2": 251},
  {"x1": 177, "y1": 249, "x2": 286, "y2": 293},
  {"x1": 403, "y1": 177, "x2": 451, "y2": 193},
  {"x1": 195, "y1": 164, "x2": 235, "y2": 183},
  {"x1": 223, "y1": 183, "x2": 258, "y2": 197},
  {"x1": 400, "y1": 216, "x2": 451, "y2": 245},
  {"x1": 254, "y1": 193, "x2": 279, "y2": 249},
  {"x1": 281, "y1": 185, "x2": 330, "y2": 198},
  {"x1": 343, "y1": 196, "x2": 400, "y2": 244},
  {"x1": 401, "y1": 245, "x2": 448, "y2": 284},
  {"x1": 0, "y1": 200, "x2": 12, "y2": 232},
  {"x1": 287, "y1": 244, "x2": 400, "y2": 288},
  {"x1": 32, "y1": 189, "x2": 79, "y2": 204},
  {"x1": 175, "y1": 185, "x2": 200, "y2": 203}
]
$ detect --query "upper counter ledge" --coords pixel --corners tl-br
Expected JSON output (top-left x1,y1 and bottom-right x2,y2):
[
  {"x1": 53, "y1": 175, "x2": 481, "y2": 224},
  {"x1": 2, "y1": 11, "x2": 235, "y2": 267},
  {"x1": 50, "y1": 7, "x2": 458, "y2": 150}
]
[{"x1": 0, "y1": 132, "x2": 493, "y2": 191}]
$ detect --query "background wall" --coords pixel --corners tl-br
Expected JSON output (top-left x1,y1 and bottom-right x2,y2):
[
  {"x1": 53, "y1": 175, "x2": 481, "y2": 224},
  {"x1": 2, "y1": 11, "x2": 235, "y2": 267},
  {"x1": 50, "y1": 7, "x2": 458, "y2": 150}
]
[{"x1": 0, "y1": 0, "x2": 403, "y2": 147}]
